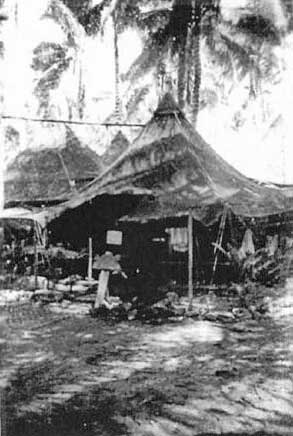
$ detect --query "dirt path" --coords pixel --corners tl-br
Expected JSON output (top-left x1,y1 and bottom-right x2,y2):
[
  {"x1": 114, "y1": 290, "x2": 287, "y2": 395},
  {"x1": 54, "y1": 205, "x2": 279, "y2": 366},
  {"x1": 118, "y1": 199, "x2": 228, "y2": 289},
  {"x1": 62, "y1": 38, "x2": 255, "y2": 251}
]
[{"x1": 1, "y1": 296, "x2": 293, "y2": 436}]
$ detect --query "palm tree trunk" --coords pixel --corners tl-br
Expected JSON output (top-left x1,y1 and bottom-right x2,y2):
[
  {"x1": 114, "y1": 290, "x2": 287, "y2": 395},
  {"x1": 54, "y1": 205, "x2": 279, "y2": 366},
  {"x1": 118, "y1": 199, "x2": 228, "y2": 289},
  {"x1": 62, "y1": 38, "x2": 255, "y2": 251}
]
[
  {"x1": 177, "y1": 40, "x2": 187, "y2": 109},
  {"x1": 185, "y1": 26, "x2": 193, "y2": 105},
  {"x1": 191, "y1": 1, "x2": 201, "y2": 126},
  {"x1": 77, "y1": 61, "x2": 85, "y2": 119},
  {"x1": 0, "y1": 11, "x2": 8, "y2": 259},
  {"x1": 191, "y1": 29, "x2": 201, "y2": 126},
  {"x1": 113, "y1": 12, "x2": 122, "y2": 119}
]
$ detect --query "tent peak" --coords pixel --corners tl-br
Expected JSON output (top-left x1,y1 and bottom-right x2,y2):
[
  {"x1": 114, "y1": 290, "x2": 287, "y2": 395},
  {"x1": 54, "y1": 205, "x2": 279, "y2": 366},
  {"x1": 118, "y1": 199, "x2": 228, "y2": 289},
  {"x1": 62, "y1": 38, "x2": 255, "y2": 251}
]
[{"x1": 155, "y1": 92, "x2": 182, "y2": 116}]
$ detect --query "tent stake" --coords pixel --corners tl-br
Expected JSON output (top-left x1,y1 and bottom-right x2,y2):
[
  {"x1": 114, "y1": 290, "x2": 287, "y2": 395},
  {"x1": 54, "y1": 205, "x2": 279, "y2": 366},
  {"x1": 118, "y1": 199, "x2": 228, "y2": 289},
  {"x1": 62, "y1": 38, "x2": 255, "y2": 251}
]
[
  {"x1": 188, "y1": 210, "x2": 193, "y2": 310},
  {"x1": 88, "y1": 237, "x2": 93, "y2": 280}
]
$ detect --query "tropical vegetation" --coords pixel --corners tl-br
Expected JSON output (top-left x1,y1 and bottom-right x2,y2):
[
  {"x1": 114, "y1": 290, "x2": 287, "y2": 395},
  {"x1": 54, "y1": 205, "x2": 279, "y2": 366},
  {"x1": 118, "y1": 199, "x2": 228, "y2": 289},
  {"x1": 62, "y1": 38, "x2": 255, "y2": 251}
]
[{"x1": 1, "y1": 0, "x2": 293, "y2": 183}]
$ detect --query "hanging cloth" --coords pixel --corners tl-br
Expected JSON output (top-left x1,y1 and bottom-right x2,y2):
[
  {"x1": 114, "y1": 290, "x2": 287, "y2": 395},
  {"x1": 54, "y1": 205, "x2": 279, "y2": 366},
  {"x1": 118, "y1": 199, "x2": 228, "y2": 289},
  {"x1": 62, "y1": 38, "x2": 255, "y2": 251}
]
[
  {"x1": 238, "y1": 228, "x2": 255, "y2": 259},
  {"x1": 266, "y1": 235, "x2": 278, "y2": 256},
  {"x1": 166, "y1": 228, "x2": 188, "y2": 253}
]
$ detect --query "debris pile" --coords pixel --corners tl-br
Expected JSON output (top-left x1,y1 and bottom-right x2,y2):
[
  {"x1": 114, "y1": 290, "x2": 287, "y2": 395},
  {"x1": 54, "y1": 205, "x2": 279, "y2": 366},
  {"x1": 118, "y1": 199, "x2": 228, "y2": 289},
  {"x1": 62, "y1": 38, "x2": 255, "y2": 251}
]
[
  {"x1": 183, "y1": 281, "x2": 286, "y2": 323},
  {"x1": 90, "y1": 290, "x2": 184, "y2": 324},
  {"x1": 31, "y1": 276, "x2": 98, "y2": 304}
]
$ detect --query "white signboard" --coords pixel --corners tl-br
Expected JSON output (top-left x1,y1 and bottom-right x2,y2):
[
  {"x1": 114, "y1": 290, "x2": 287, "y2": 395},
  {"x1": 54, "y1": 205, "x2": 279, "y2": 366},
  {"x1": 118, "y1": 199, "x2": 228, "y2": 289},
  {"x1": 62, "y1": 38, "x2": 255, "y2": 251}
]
[{"x1": 106, "y1": 230, "x2": 123, "y2": 245}]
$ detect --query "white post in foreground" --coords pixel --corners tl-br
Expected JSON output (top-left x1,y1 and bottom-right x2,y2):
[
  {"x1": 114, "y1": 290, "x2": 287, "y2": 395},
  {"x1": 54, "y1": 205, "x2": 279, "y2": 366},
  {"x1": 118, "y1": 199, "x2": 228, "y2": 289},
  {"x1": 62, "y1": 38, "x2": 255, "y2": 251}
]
[
  {"x1": 188, "y1": 210, "x2": 193, "y2": 310},
  {"x1": 95, "y1": 270, "x2": 110, "y2": 309}
]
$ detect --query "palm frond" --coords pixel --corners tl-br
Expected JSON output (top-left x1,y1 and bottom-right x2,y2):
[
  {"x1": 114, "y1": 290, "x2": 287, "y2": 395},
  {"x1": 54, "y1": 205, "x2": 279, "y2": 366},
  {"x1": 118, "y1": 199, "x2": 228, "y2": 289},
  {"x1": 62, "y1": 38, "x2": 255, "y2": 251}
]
[
  {"x1": 34, "y1": 56, "x2": 71, "y2": 116},
  {"x1": 138, "y1": 8, "x2": 170, "y2": 32},
  {"x1": 126, "y1": 85, "x2": 150, "y2": 118},
  {"x1": 32, "y1": 42, "x2": 68, "y2": 72},
  {"x1": 44, "y1": 0, "x2": 83, "y2": 47},
  {"x1": 236, "y1": 14, "x2": 281, "y2": 44},
  {"x1": 78, "y1": 0, "x2": 112, "y2": 36},
  {"x1": 122, "y1": 34, "x2": 170, "y2": 83}
]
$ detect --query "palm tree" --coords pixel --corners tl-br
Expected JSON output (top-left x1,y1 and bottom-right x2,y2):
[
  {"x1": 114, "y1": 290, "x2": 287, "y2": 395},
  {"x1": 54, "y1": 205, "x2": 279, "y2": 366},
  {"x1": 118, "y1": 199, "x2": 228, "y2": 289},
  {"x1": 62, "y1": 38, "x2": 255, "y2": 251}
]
[
  {"x1": 0, "y1": 8, "x2": 8, "y2": 242},
  {"x1": 31, "y1": 0, "x2": 84, "y2": 118},
  {"x1": 61, "y1": 0, "x2": 289, "y2": 126},
  {"x1": 119, "y1": 0, "x2": 220, "y2": 125},
  {"x1": 123, "y1": 0, "x2": 288, "y2": 126},
  {"x1": 93, "y1": 1, "x2": 142, "y2": 120},
  {"x1": 61, "y1": 0, "x2": 141, "y2": 120},
  {"x1": 112, "y1": 9, "x2": 122, "y2": 118}
]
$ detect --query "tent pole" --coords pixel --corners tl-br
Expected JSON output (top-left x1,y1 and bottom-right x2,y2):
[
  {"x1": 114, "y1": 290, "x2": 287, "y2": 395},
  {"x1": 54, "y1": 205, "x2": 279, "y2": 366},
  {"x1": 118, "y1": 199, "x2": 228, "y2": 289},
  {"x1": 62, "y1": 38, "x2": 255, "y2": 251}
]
[
  {"x1": 210, "y1": 208, "x2": 227, "y2": 285},
  {"x1": 188, "y1": 210, "x2": 193, "y2": 310},
  {"x1": 88, "y1": 237, "x2": 93, "y2": 280}
]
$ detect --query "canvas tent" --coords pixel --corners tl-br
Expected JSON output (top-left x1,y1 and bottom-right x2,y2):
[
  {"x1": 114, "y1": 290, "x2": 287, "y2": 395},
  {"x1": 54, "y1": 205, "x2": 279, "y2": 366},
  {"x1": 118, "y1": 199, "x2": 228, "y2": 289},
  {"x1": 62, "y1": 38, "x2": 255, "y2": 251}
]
[
  {"x1": 0, "y1": 207, "x2": 47, "y2": 228},
  {"x1": 5, "y1": 127, "x2": 102, "y2": 206},
  {"x1": 42, "y1": 93, "x2": 293, "y2": 225},
  {"x1": 24, "y1": 94, "x2": 293, "y2": 296}
]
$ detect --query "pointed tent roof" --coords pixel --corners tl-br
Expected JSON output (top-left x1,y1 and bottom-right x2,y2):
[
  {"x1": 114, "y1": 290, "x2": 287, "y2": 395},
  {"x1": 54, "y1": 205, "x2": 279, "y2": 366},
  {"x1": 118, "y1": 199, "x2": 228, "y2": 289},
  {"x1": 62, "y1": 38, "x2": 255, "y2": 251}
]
[
  {"x1": 5, "y1": 127, "x2": 102, "y2": 205},
  {"x1": 101, "y1": 131, "x2": 129, "y2": 168},
  {"x1": 43, "y1": 93, "x2": 293, "y2": 224}
]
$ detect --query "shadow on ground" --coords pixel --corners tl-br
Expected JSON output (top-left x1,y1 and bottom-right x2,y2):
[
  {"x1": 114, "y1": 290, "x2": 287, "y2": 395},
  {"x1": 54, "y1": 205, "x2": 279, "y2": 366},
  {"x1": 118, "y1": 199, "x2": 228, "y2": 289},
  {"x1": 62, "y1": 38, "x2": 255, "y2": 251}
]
[{"x1": 1, "y1": 301, "x2": 293, "y2": 435}]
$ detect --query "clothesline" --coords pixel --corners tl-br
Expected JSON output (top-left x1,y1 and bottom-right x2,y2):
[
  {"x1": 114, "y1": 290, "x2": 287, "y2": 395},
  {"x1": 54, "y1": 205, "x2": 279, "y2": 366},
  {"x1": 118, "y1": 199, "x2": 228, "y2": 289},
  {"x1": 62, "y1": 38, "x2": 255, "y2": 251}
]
[{"x1": 2, "y1": 114, "x2": 145, "y2": 128}]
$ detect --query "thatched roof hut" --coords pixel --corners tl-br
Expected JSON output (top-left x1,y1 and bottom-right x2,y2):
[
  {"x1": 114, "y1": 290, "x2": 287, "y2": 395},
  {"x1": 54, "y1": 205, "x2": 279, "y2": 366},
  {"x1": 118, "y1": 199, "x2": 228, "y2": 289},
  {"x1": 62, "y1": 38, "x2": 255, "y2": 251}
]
[
  {"x1": 101, "y1": 131, "x2": 129, "y2": 168},
  {"x1": 5, "y1": 128, "x2": 102, "y2": 206},
  {"x1": 43, "y1": 93, "x2": 293, "y2": 225}
]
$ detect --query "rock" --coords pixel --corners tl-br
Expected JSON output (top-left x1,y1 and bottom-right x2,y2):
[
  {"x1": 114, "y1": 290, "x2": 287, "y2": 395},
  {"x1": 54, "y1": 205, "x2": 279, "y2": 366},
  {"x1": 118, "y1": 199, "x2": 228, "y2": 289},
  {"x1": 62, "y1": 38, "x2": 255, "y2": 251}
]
[
  {"x1": 166, "y1": 291, "x2": 180, "y2": 303},
  {"x1": 203, "y1": 313, "x2": 217, "y2": 322},
  {"x1": 203, "y1": 311, "x2": 235, "y2": 323},
  {"x1": 55, "y1": 283, "x2": 71, "y2": 292},
  {"x1": 215, "y1": 367, "x2": 239, "y2": 378},
  {"x1": 75, "y1": 279, "x2": 98, "y2": 287},
  {"x1": 16, "y1": 276, "x2": 49, "y2": 291},
  {"x1": 123, "y1": 302, "x2": 132, "y2": 312},
  {"x1": 285, "y1": 277, "x2": 293, "y2": 289},
  {"x1": 174, "y1": 307, "x2": 185, "y2": 316},
  {"x1": 49, "y1": 302, "x2": 91, "y2": 316},
  {"x1": 71, "y1": 284, "x2": 89, "y2": 294},
  {"x1": 232, "y1": 308, "x2": 252, "y2": 320},
  {"x1": 127, "y1": 309, "x2": 138, "y2": 321},
  {"x1": 0, "y1": 315, "x2": 9, "y2": 337},
  {"x1": 34, "y1": 289, "x2": 51, "y2": 296},
  {"x1": 229, "y1": 283, "x2": 245, "y2": 296},
  {"x1": 31, "y1": 289, "x2": 64, "y2": 305}
]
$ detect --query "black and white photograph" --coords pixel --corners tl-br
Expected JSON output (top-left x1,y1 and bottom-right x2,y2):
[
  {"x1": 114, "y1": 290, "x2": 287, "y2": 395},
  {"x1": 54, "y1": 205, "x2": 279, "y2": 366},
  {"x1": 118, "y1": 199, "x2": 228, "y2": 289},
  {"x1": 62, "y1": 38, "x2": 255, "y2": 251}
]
[{"x1": 1, "y1": 1, "x2": 293, "y2": 435}]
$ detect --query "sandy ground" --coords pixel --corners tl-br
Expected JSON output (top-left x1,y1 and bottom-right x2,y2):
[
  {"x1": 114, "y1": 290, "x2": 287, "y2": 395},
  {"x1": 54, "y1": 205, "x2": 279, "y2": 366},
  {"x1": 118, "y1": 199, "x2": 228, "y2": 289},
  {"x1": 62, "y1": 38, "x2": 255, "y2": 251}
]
[{"x1": 0, "y1": 290, "x2": 293, "y2": 436}]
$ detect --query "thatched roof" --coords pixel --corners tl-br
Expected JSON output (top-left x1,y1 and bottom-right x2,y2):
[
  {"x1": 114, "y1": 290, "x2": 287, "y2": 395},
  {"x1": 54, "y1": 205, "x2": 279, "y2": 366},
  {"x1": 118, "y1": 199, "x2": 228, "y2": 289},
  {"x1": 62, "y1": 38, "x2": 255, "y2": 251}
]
[
  {"x1": 5, "y1": 127, "x2": 102, "y2": 205},
  {"x1": 42, "y1": 93, "x2": 293, "y2": 224},
  {"x1": 101, "y1": 131, "x2": 129, "y2": 168}
]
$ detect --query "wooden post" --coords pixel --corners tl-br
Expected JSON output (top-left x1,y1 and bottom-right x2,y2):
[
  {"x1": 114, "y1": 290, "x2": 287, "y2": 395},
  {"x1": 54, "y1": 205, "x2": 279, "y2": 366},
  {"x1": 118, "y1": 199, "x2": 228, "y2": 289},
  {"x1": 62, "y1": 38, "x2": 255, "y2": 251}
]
[
  {"x1": 0, "y1": 388, "x2": 7, "y2": 436},
  {"x1": 188, "y1": 210, "x2": 193, "y2": 310},
  {"x1": 33, "y1": 221, "x2": 38, "y2": 290},
  {"x1": 87, "y1": 237, "x2": 93, "y2": 280}
]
